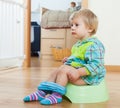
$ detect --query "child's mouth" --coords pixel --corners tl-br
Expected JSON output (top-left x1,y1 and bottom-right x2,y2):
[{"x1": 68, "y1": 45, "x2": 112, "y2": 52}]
[{"x1": 72, "y1": 32, "x2": 76, "y2": 35}]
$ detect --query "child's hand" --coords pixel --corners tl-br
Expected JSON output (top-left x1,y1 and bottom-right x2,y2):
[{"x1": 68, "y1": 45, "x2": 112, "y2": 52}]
[{"x1": 62, "y1": 57, "x2": 68, "y2": 63}]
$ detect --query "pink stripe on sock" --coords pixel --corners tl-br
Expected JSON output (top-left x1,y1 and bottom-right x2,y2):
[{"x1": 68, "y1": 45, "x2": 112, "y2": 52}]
[
  {"x1": 51, "y1": 95, "x2": 57, "y2": 103},
  {"x1": 48, "y1": 95, "x2": 57, "y2": 104},
  {"x1": 30, "y1": 95, "x2": 32, "y2": 101},
  {"x1": 33, "y1": 92, "x2": 38, "y2": 100}
]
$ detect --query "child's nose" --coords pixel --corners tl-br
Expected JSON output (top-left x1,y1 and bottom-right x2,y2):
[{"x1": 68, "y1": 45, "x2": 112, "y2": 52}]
[{"x1": 71, "y1": 25, "x2": 75, "y2": 30}]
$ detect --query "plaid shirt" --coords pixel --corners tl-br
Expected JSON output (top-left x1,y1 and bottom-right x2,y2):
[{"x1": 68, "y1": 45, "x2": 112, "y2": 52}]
[{"x1": 64, "y1": 36, "x2": 106, "y2": 85}]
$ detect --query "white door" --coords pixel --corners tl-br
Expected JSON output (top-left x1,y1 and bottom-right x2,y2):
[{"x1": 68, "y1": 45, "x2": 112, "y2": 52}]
[{"x1": 0, "y1": 0, "x2": 25, "y2": 67}]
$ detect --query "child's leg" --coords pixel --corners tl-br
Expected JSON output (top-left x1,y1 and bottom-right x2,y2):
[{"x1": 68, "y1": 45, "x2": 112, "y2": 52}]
[
  {"x1": 38, "y1": 65, "x2": 69, "y2": 105},
  {"x1": 39, "y1": 65, "x2": 70, "y2": 87},
  {"x1": 23, "y1": 90, "x2": 46, "y2": 102},
  {"x1": 71, "y1": 78, "x2": 87, "y2": 85},
  {"x1": 54, "y1": 65, "x2": 87, "y2": 86},
  {"x1": 67, "y1": 67, "x2": 88, "y2": 82},
  {"x1": 39, "y1": 65, "x2": 70, "y2": 105},
  {"x1": 55, "y1": 65, "x2": 72, "y2": 86},
  {"x1": 37, "y1": 65, "x2": 73, "y2": 105}
]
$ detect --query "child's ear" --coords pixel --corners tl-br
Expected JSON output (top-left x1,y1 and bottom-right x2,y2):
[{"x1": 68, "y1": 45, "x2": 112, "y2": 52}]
[{"x1": 88, "y1": 27, "x2": 93, "y2": 33}]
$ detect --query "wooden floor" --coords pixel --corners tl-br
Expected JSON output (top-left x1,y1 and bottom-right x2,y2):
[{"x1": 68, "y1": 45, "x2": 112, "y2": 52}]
[{"x1": 0, "y1": 57, "x2": 120, "y2": 108}]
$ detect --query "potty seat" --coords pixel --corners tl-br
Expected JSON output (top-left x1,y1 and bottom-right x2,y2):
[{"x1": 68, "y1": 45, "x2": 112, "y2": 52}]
[{"x1": 65, "y1": 79, "x2": 109, "y2": 103}]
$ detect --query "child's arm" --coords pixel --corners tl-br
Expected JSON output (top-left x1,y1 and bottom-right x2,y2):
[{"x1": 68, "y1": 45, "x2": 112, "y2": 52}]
[{"x1": 83, "y1": 43, "x2": 105, "y2": 77}]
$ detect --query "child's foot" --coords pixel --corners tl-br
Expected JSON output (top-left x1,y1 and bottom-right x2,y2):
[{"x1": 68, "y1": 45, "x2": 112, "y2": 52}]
[
  {"x1": 40, "y1": 92, "x2": 62, "y2": 105},
  {"x1": 23, "y1": 90, "x2": 46, "y2": 102}
]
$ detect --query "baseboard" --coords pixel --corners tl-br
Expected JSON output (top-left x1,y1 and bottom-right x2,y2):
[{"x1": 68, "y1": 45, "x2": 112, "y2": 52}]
[
  {"x1": 105, "y1": 65, "x2": 120, "y2": 72},
  {"x1": 0, "y1": 57, "x2": 24, "y2": 68}
]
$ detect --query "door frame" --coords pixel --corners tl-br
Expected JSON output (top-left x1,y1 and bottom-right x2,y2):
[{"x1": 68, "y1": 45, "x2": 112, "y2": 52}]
[{"x1": 23, "y1": 0, "x2": 31, "y2": 67}]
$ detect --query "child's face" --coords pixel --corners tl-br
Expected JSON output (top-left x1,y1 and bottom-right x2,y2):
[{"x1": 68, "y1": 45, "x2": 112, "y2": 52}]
[{"x1": 70, "y1": 17, "x2": 91, "y2": 40}]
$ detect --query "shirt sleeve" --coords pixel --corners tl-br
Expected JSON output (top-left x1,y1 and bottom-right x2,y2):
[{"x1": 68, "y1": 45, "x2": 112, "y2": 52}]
[{"x1": 83, "y1": 42, "x2": 106, "y2": 76}]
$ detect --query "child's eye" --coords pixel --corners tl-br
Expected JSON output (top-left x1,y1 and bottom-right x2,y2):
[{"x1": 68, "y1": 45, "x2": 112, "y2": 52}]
[
  {"x1": 70, "y1": 24, "x2": 73, "y2": 27},
  {"x1": 75, "y1": 24, "x2": 79, "y2": 27},
  {"x1": 70, "y1": 23, "x2": 80, "y2": 27}
]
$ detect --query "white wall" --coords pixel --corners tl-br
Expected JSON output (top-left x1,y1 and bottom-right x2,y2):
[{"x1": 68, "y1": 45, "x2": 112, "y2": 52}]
[
  {"x1": 31, "y1": 0, "x2": 40, "y2": 24},
  {"x1": 88, "y1": 0, "x2": 120, "y2": 65}
]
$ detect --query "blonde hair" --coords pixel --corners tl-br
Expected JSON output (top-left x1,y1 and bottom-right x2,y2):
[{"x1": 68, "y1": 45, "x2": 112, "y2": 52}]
[{"x1": 69, "y1": 9, "x2": 98, "y2": 35}]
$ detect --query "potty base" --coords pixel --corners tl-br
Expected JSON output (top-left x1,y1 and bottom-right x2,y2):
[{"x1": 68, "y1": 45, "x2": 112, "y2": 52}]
[{"x1": 65, "y1": 79, "x2": 109, "y2": 103}]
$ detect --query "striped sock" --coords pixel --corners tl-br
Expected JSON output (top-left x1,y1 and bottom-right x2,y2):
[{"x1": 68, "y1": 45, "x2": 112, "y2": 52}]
[
  {"x1": 40, "y1": 92, "x2": 62, "y2": 105},
  {"x1": 23, "y1": 90, "x2": 46, "y2": 102}
]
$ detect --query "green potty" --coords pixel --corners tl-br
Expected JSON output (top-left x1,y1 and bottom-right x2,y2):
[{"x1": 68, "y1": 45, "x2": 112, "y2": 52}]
[{"x1": 65, "y1": 79, "x2": 109, "y2": 103}]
